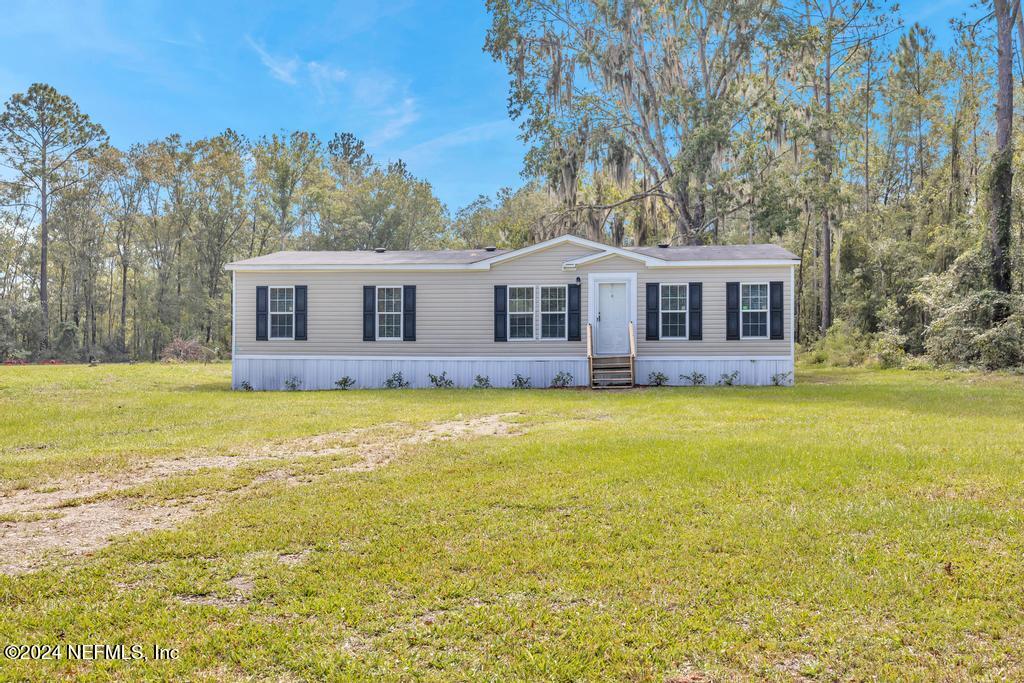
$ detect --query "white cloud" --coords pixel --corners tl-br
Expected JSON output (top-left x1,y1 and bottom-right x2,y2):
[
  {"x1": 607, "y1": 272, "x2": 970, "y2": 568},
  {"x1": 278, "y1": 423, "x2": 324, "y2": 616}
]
[
  {"x1": 308, "y1": 61, "x2": 348, "y2": 98},
  {"x1": 246, "y1": 36, "x2": 300, "y2": 85},
  {"x1": 368, "y1": 97, "x2": 420, "y2": 145},
  {"x1": 398, "y1": 120, "x2": 516, "y2": 164}
]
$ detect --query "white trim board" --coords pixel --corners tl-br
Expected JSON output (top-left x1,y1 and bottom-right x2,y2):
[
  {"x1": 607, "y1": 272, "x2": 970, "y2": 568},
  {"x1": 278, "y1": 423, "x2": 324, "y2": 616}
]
[{"x1": 233, "y1": 354, "x2": 791, "y2": 362}]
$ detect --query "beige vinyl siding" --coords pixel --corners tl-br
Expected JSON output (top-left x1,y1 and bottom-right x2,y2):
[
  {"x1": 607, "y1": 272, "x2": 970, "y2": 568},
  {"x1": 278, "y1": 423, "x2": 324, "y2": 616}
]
[
  {"x1": 234, "y1": 242, "x2": 597, "y2": 357},
  {"x1": 234, "y1": 242, "x2": 792, "y2": 358},
  {"x1": 576, "y1": 254, "x2": 792, "y2": 357}
]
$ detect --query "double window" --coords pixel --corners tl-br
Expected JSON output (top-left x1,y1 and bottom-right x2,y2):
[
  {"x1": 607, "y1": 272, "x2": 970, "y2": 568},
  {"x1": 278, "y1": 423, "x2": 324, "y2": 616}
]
[
  {"x1": 269, "y1": 286, "x2": 294, "y2": 340},
  {"x1": 660, "y1": 284, "x2": 688, "y2": 339},
  {"x1": 376, "y1": 286, "x2": 403, "y2": 341},
  {"x1": 741, "y1": 283, "x2": 769, "y2": 339},
  {"x1": 508, "y1": 285, "x2": 567, "y2": 340}
]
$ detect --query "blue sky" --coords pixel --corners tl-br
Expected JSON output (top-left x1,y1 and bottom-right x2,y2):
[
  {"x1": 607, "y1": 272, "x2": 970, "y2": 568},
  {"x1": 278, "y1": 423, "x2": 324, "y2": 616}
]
[{"x1": 0, "y1": 0, "x2": 967, "y2": 213}]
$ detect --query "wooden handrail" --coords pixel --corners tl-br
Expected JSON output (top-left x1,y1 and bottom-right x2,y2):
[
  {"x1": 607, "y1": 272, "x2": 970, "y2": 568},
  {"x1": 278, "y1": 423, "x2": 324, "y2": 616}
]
[
  {"x1": 628, "y1": 320, "x2": 636, "y2": 387},
  {"x1": 586, "y1": 323, "x2": 594, "y2": 388}
]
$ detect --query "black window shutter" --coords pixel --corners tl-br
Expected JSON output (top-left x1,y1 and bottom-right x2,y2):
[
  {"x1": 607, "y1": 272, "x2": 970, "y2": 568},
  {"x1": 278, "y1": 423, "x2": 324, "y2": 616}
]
[
  {"x1": 294, "y1": 285, "x2": 307, "y2": 340},
  {"x1": 688, "y1": 282, "x2": 702, "y2": 340},
  {"x1": 567, "y1": 283, "x2": 581, "y2": 341},
  {"x1": 770, "y1": 281, "x2": 784, "y2": 340},
  {"x1": 363, "y1": 286, "x2": 376, "y2": 341},
  {"x1": 256, "y1": 286, "x2": 268, "y2": 341},
  {"x1": 402, "y1": 285, "x2": 416, "y2": 341},
  {"x1": 645, "y1": 282, "x2": 660, "y2": 340},
  {"x1": 494, "y1": 285, "x2": 507, "y2": 342},
  {"x1": 726, "y1": 282, "x2": 740, "y2": 340}
]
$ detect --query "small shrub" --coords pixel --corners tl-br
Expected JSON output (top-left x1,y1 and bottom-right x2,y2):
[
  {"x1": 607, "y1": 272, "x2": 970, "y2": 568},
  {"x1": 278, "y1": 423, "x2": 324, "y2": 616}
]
[
  {"x1": 511, "y1": 373, "x2": 532, "y2": 389},
  {"x1": 334, "y1": 376, "x2": 356, "y2": 390},
  {"x1": 239, "y1": 380, "x2": 254, "y2": 392},
  {"x1": 716, "y1": 371, "x2": 740, "y2": 386},
  {"x1": 284, "y1": 376, "x2": 302, "y2": 391},
  {"x1": 771, "y1": 371, "x2": 793, "y2": 386},
  {"x1": 428, "y1": 371, "x2": 454, "y2": 388},
  {"x1": 806, "y1": 320, "x2": 870, "y2": 367},
  {"x1": 472, "y1": 374, "x2": 492, "y2": 389},
  {"x1": 903, "y1": 355, "x2": 933, "y2": 371},
  {"x1": 680, "y1": 371, "x2": 707, "y2": 386},
  {"x1": 160, "y1": 337, "x2": 215, "y2": 363},
  {"x1": 648, "y1": 371, "x2": 669, "y2": 387},
  {"x1": 384, "y1": 372, "x2": 410, "y2": 389},
  {"x1": 550, "y1": 371, "x2": 574, "y2": 388}
]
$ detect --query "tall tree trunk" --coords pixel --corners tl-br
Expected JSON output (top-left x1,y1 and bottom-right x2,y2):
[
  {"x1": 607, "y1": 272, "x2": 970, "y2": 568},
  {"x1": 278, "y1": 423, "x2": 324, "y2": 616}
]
[
  {"x1": 39, "y1": 172, "x2": 49, "y2": 349},
  {"x1": 821, "y1": 55, "x2": 834, "y2": 333},
  {"x1": 864, "y1": 57, "x2": 872, "y2": 214},
  {"x1": 989, "y1": 0, "x2": 1015, "y2": 298},
  {"x1": 119, "y1": 260, "x2": 129, "y2": 352}
]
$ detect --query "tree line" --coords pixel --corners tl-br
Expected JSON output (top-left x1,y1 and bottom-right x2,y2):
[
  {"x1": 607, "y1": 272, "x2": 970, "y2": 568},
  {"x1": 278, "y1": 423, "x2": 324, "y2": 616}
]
[
  {"x1": 485, "y1": 0, "x2": 1024, "y2": 369},
  {"x1": 1, "y1": 0, "x2": 1023, "y2": 368}
]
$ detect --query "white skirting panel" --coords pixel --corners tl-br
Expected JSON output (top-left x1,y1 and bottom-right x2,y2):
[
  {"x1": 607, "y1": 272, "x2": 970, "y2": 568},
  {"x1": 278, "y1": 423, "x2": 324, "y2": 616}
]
[
  {"x1": 233, "y1": 356, "x2": 590, "y2": 390},
  {"x1": 635, "y1": 357, "x2": 794, "y2": 386}
]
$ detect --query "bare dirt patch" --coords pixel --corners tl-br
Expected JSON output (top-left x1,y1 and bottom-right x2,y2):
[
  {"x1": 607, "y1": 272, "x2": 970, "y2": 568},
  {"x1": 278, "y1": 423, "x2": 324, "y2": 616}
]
[
  {"x1": 0, "y1": 413, "x2": 519, "y2": 574},
  {"x1": 177, "y1": 574, "x2": 255, "y2": 608}
]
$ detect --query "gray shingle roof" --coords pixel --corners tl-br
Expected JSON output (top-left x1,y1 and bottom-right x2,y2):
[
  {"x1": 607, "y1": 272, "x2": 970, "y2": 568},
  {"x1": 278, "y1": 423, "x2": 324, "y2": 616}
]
[
  {"x1": 226, "y1": 240, "x2": 798, "y2": 269},
  {"x1": 228, "y1": 249, "x2": 509, "y2": 266},
  {"x1": 628, "y1": 244, "x2": 798, "y2": 261}
]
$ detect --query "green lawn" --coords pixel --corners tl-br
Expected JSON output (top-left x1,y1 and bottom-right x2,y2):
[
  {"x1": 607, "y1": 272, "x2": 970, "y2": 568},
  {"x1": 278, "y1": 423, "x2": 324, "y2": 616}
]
[{"x1": 1, "y1": 363, "x2": 1023, "y2": 680}]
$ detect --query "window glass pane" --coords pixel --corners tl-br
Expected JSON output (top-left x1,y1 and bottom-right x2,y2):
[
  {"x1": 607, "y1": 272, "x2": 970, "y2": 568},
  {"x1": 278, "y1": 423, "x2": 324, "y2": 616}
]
[
  {"x1": 742, "y1": 311, "x2": 768, "y2": 338},
  {"x1": 741, "y1": 284, "x2": 768, "y2": 312},
  {"x1": 509, "y1": 313, "x2": 533, "y2": 339},
  {"x1": 540, "y1": 286, "x2": 566, "y2": 313},
  {"x1": 270, "y1": 313, "x2": 293, "y2": 339},
  {"x1": 661, "y1": 312, "x2": 687, "y2": 338},
  {"x1": 378, "y1": 287, "x2": 402, "y2": 313},
  {"x1": 661, "y1": 285, "x2": 686, "y2": 312},
  {"x1": 270, "y1": 288, "x2": 293, "y2": 313},
  {"x1": 378, "y1": 312, "x2": 401, "y2": 339},
  {"x1": 509, "y1": 287, "x2": 534, "y2": 313},
  {"x1": 541, "y1": 313, "x2": 565, "y2": 339}
]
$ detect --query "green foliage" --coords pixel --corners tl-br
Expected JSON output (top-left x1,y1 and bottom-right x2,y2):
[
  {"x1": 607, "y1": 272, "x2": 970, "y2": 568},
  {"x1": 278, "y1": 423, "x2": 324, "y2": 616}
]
[
  {"x1": 334, "y1": 376, "x2": 356, "y2": 390},
  {"x1": 510, "y1": 373, "x2": 531, "y2": 389},
  {"x1": 384, "y1": 372, "x2": 410, "y2": 389},
  {"x1": 472, "y1": 375, "x2": 492, "y2": 389},
  {"x1": 647, "y1": 371, "x2": 669, "y2": 387},
  {"x1": 428, "y1": 371, "x2": 454, "y2": 388},
  {"x1": 805, "y1": 320, "x2": 871, "y2": 367},
  {"x1": 916, "y1": 249, "x2": 1024, "y2": 369},
  {"x1": 680, "y1": 371, "x2": 707, "y2": 386},
  {"x1": 716, "y1": 371, "x2": 740, "y2": 386},
  {"x1": 550, "y1": 371, "x2": 574, "y2": 388},
  {"x1": 283, "y1": 376, "x2": 302, "y2": 391}
]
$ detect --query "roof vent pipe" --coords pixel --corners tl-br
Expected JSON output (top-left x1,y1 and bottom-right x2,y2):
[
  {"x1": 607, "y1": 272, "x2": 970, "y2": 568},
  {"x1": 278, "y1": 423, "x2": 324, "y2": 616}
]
[
  {"x1": 374, "y1": 247, "x2": 386, "y2": 253},
  {"x1": 657, "y1": 243, "x2": 670, "y2": 248},
  {"x1": 484, "y1": 246, "x2": 497, "y2": 252}
]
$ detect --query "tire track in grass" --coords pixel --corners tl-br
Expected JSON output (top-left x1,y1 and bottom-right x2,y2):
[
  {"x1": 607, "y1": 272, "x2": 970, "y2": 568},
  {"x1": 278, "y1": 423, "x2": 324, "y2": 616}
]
[{"x1": 0, "y1": 413, "x2": 520, "y2": 574}]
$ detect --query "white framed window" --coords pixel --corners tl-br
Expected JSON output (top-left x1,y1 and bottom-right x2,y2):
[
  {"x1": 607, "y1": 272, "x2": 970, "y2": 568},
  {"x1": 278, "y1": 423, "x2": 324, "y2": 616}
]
[
  {"x1": 660, "y1": 284, "x2": 688, "y2": 339},
  {"x1": 540, "y1": 285, "x2": 567, "y2": 340},
  {"x1": 741, "y1": 283, "x2": 769, "y2": 339},
  {"x1": 376, "y1": 286, "x2": 403, "y2": 340},
  {"x1": 269, "y1": 286, "x2": 294, "y2": 340},
  {"x1": 507, "y1": 286, "x2": 535, "y2": 340}
]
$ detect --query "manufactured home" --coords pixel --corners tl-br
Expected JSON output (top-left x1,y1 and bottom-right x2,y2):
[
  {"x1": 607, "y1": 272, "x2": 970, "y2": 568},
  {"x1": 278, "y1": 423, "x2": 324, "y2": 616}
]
[{"x1": 225, "y1": 235, "x2": 799, "y2": 389}]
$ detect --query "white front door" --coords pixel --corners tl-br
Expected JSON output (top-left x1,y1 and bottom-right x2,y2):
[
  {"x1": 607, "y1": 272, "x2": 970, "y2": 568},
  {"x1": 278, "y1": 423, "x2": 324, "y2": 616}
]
[{"x1": 596, "y1": 282, "x2": 629, "y2": 354}]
